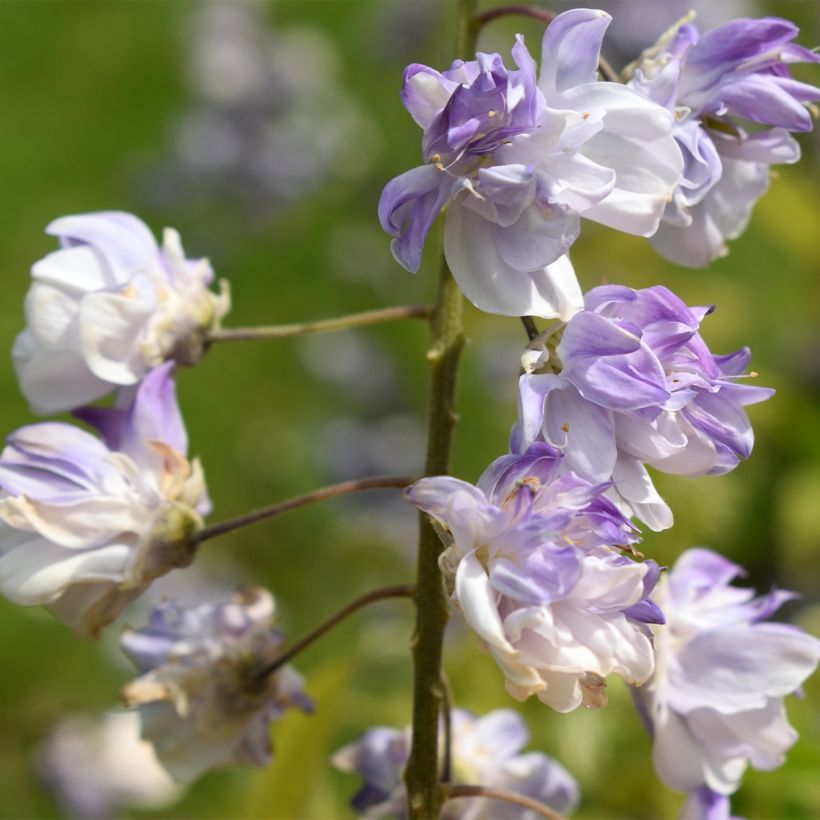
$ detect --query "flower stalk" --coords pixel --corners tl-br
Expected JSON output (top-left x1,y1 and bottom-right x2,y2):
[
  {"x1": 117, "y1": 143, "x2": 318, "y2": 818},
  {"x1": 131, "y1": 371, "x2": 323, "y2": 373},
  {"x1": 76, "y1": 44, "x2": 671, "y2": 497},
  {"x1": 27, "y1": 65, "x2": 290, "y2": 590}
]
[
  {"x1": 192, "y1": 476, "x2": 415, "y2": 545},
  {"x1": 208, "y1": 304, "x2": 430, "y2": 343},
  {"x1": 442, "y1": 784, "x2": 567, "y2": 820},
  {"x1": 256, "y1": 583, "x2": 416, "y2": 680}
]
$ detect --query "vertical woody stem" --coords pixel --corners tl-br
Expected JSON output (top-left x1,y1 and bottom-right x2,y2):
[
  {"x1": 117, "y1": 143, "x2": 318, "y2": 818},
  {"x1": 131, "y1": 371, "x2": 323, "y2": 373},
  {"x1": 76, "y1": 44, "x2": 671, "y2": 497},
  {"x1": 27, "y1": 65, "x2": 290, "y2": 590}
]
[{"x1": 404, "y1": 2, "x2": 476, "y2": 816}]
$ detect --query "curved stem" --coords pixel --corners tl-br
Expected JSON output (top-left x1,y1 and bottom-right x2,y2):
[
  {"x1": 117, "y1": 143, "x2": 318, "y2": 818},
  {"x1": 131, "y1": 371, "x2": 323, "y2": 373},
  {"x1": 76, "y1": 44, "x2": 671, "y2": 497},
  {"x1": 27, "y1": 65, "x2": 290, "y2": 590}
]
[
  {"x1": 209, "y1": 305, "x2": 430, "y2": 343},
  {"x1": 472, "y1": 5, "x2": 620, "y2": 82},
  {"x1": 192, "y1": 476, "x2": 415, "y2": 545},
  {"x1": 256, "y1": 584, "x2": 416, "y2": 680},
  {"x1": 442, "y1": 785, "x2": 566, "y2": 820},
  {"x1": 404, "y1": 3, "x2": 472, "y2": 815}
]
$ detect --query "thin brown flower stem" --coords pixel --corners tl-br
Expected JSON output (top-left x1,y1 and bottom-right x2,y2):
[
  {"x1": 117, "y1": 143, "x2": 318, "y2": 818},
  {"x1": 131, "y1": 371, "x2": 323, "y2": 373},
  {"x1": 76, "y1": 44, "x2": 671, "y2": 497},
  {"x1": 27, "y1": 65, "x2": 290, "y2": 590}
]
[
  {"x1": 256, "y1": 584, "x2": 416, "y2": 680},
  {"x1": 438, "y1": 671, "x2": 454, "y2": 784},
  {"x1": 521, "y1": 316, "x2": 541, "y2": 341},
  {"x1": 472, "y1": 4, "x2": 620, "y2": 82},
  {"x1": 442, "y1": 784, "x2": 566, "y2": 820},
  {"x1": 404, "y1": 4, "x2": 473, "y2": 815},
  {"x1": 192, "y1": 476, "x2": 415, "y2": 545},
  {"x1": 209, "y1": 304, "x2": 431, "y2": 343}
]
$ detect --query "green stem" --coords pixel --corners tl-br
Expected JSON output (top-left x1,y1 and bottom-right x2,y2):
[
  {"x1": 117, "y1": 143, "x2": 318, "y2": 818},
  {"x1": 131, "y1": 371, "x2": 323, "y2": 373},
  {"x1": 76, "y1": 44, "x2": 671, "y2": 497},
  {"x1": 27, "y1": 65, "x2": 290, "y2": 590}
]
[
  {"x1": 208, "y1": 304, "x2": 430, "y2": 343},
  {"x1": 442, "y1": 784, "x2": 566, "y2": 820},
  {"x1": 404, "y1": 4, "x2": 474, "y2": 815}
]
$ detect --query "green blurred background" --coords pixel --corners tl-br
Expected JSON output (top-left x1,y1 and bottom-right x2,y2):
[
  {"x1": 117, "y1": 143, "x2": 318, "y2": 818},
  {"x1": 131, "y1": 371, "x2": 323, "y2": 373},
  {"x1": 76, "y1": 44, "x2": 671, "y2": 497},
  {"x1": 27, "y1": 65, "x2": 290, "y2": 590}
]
[{"x1": 0, "y1": 1, "x2": 817, "y2": 817}]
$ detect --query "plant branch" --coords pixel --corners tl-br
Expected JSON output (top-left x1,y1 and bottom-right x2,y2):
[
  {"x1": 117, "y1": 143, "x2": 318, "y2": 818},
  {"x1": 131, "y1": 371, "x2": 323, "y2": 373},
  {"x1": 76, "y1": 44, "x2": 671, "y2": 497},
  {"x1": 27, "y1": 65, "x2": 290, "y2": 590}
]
[
  {"x1": 256, "y1": 584, "x2": 416, "y2": 679},
  {"x1": 209, "y1": 304, "x2": 430, "y2": 343},
  {"x1": 438, "y1": 671, "x2": 454, "y2": 784},
  {"x1": 192, "y1": 476, "x2": 415, "y2": 545},
  {"x1": 442, "y1": 784, "x2": 566, "y2": 820},
  {"x1": 472, "y1": 5, "x2": 620, "y2": 82}
]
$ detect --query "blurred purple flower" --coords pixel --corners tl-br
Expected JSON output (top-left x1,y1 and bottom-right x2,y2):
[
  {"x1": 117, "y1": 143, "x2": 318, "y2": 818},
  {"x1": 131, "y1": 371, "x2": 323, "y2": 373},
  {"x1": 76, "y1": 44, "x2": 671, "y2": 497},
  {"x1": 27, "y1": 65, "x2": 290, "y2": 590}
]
[
  {"x1": 637, "y1": 548, "x2": 820, "y2": 800},
  {"x1": 628, "y1": 15, "x2": 820, "y2": 266},
  {"x1": 406, "y1": 443, "x2": 660, "y2": 712},
  {"x1": 380, "y1": 9, "x2": 683, "y2": 319},
  {"x1": 121, "y1": 587, "x2": 311, "y2": 782},
  {"x1": 13, "y1": 211, "x2": 229, "y2": 414},
  {"x1": 514, "y1": 285, "x2": 773, "y2": 530},
  {"x1": 0, "y1": 364, "x2": 209, "y2": 637},
  {"x1": 333, "y1": 707, "x2": 580, "y2": 817}
]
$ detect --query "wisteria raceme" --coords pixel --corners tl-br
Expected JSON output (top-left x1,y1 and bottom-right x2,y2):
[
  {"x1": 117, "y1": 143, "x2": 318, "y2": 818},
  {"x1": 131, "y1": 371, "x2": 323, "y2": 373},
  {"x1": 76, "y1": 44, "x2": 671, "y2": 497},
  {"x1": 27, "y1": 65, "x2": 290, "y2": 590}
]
[
  {"x1": 0, "y1": 363, "x2": 209, "y2": 637},
  {"x1": 380, "y1": 8, "x2": 683, "y2": 319},
  {"x1": 514, "y1": 284, "x2": 773, "y2": 530},
  {"x1": 407, "y1": 442, "x2": 662, "y2": 712},
  {"x1": 332, "y1": 708, "x2": 580, "y2": 818},
  {"x1": 13, "y1": 211, "x2": 230, "y2": 414},
  {"x1": 636, "y1": 548, "x2": 820, "y2": 805},
  {"x1": 628, "y1": 15, "x2": 820, "y2": 266},
  {"x1": 121, "y1": 587, "x2": 312, "y2": 782}
]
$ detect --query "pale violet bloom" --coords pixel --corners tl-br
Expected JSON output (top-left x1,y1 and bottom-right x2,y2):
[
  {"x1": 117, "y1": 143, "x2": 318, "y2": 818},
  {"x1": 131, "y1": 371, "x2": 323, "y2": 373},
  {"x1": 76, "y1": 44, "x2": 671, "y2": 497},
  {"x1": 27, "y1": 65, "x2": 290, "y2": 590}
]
[
  {"x1": 680, "y1": 788, "x2": 740, "y2": 820},
  {"x1": 628, "y1": 16, "x2": 820, "y2": 266},
  {"x1": 407, "y1": 443, "x2": 661, "y2": 713},
  {"x1": 14, "y1": 211, "x2": 230, "y2": 413},
  {"x1": 38, "y1": 710, "x2": 184, "y2": 819},
  {"x1": 380, "y1": 9, "x2": 683, "y2": 319},
  {"x1": 332, "y1": 708, "x2": 580, "y2": 818},
  {"x1": 121, "y1": 587, "x2": 312, "y2": 782},
  {"x1": 514, "y1": 285, "x2": 773, "y2": 530},
  {"x1": 0, "y1": 364, "x2": 209, "y2": 637},
  {"x1": 636, "y1": 548, "x2": 820, "y2": 801}
]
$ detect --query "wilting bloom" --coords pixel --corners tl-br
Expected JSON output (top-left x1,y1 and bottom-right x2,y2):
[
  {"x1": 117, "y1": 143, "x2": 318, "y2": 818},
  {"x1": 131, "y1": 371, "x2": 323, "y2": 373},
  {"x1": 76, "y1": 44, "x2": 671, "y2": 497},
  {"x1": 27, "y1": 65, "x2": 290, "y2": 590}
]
[
  {"x1": 380, "y1": 8, "x2": 682, "y2": 318},
  {"x1": 514, "y1": 285, "x2": 773, "y2": 530},
  {"x1": 38, "y1": 711, "x2": 184, "y2": 819},
  {"x1": 13, "y1": 211, "x2": 230, "y2": 413},
  {"x1": 0, "y1": 364, "x2": 209, "y2": 637},
  {"x1": 332, "y1": 708, "x2": 580, "y2": 818},
  {"x1": 629, "y1": 15, "x2": 820, "y2": 266},
  {"x1": 407, "y1": 443, "x2": 661, "y2": 712},
  {"x1": 636, "y1": 548, "x2": 820, "y2": 801},
  {"x1": 121, "y1": 587, "x2": 312, "y2": 782}
]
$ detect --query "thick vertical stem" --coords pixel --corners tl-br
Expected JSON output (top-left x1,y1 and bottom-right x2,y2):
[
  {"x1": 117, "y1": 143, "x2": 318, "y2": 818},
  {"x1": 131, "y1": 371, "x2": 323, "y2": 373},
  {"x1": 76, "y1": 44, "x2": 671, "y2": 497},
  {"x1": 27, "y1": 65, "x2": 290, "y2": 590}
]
[{"x1": 404, "y1": 5, "x2": 476, "y2": 815}]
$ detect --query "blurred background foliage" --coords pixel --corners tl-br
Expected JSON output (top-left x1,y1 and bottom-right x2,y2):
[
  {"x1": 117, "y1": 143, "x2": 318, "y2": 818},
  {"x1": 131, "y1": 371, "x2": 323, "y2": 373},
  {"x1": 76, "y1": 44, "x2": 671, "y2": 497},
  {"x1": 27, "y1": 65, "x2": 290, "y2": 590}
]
[{"x1": 0, "y1": 1, "x2": 817, "y2": 818}]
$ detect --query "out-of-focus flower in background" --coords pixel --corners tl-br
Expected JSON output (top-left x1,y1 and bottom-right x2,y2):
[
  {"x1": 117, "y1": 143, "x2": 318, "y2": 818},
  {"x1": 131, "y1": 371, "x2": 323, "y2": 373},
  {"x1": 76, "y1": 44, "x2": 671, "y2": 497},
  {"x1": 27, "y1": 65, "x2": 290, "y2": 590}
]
[
  {"x1": 333, "y1": 707, "x2": 580, "y2": 818},
  {"x1": 146, "y1": 1, "x2": 379, "y2": 222},
  {"x1": 121, "y1": 587, "x2": 312, "y2": 782},
  {"x1": 37, "y1": 710, "x2": 184, "y2": 819}
]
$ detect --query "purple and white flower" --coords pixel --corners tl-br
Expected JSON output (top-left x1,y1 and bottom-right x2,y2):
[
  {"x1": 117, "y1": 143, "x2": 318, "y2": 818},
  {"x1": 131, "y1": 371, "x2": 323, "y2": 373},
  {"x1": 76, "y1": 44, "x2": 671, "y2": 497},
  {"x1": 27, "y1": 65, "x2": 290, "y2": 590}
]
[
  {"x1": 406, "y1": 443, "x2": 661, "y2": 712},
  {"x1": 514, "y1": 285, "x2": 773, "y2": 530},
  {"x1": 121, "y1": 587, "x2": 312, "y2": 782},
  {"x1": 332, "y1": 707, "x2": 580, "y2": 818},
  {"x1": 628, "y1": 15, "x2": 820, "y2": 266},
  {"x1": 380, "y1": 9, "x2": 683, "y2": 319},
  {"x1": 0, "y1": 364, "x2": 209, "y2": 637},
  {"x1": 38, "y1": 711, "x2": 184, "y2": 819},
  {"x1": 636, "y1": 548, "x2": 820, "y2": 801},
  {"x1": 13, "y1": 211, "x2": 230, "y2": 413}
]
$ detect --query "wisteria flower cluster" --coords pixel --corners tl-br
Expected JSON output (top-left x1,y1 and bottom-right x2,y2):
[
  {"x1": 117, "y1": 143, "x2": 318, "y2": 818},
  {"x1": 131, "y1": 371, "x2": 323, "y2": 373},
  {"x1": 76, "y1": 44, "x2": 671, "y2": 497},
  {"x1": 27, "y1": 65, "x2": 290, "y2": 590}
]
[{"x1": 1, "y1": 5, "x2": 818, "y2": 820}]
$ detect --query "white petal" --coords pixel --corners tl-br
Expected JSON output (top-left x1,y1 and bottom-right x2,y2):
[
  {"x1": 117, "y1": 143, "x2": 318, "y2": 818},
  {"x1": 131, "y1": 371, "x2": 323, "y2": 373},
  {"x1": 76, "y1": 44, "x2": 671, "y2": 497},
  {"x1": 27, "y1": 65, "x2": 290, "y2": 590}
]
[{"x1": 455, "y1": 552, "x2": 515, "y2": 653}]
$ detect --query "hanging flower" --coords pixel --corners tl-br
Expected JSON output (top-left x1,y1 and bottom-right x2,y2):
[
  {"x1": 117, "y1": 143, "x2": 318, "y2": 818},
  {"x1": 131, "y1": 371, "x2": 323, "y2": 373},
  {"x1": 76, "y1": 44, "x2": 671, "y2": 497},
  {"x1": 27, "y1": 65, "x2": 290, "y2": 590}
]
[
  {"x1": 636, "y1": 548, "x2": 820, "y2": 801},
  {"x1": 332, "y1": 708, "x2": 580, "y2": 818},
  {"x1": 121, "y1": 587, "x2": 312, "y2": 782},
  {"x1": 13, "y1": 211, "x2": 230, "y2": 413},
  {"x1": 628, "y1": 15, "x2": 820, "y2": 266},
  {"x1": 514, "y1": 284, "x2": 773, "y2": 530},
  {"x1": 380, "y1": 9, "x2": 683, "y2": 319},
  {"x1": 406, "y1": 443, "x2": 661, "y2": 712},
  {"x1": 0, "y1": 363, "x2": 209, "y2": 637}
]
